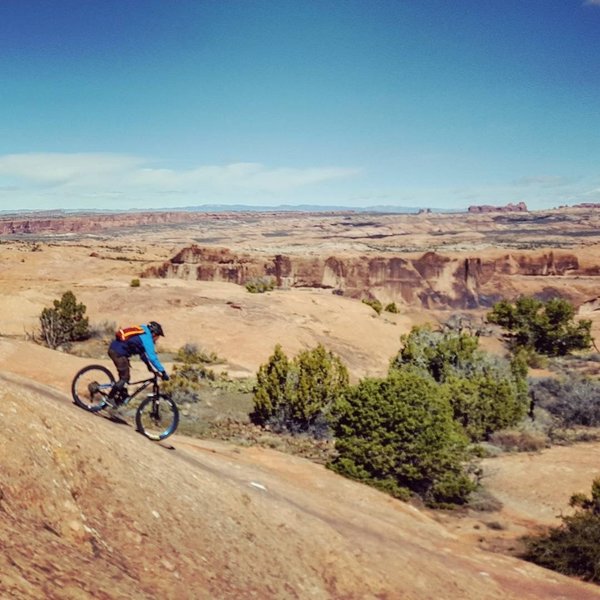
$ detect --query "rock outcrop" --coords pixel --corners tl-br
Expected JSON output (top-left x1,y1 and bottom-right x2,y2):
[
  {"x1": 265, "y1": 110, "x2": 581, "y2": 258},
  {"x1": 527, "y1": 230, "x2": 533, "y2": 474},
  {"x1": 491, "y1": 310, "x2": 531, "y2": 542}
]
[
  {"x1": 468, "y1": 202, "x2": 528, "y2": 213},
  {"x1": 143, "y1": 246, "x2": 598, "y2": 309}
]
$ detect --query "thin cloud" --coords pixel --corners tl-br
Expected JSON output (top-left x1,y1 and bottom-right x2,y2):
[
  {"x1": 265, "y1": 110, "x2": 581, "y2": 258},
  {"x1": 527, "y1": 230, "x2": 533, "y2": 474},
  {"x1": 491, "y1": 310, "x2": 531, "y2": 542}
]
[
  {"x1": 512, "y1": 175, "x2": 569, "y2": 188},
  {"x1": 0, "y1": 153, "x2": 143, "y2": 185},
  {"x1": 131, "y1": 162, "x2": 360, "y2": 192},
  {"x1": 0, "y1": 153, "x2": 359, "y2": 195},
  {"x1": 584, "y1": 0, "x2": 600, "y2": 6},
  {"x1": 578, "y1": 187, "x2": 600, "y2": 200}
]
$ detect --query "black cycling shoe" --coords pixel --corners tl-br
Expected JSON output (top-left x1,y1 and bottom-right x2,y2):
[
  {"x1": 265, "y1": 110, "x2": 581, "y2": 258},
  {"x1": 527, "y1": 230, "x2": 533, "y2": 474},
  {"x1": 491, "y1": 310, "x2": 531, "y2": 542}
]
[
  {"x1": 106, "y1": 388, "x2": 128, "y2": 406},
  {"x1": 115, "y1": 389, "x2": 129, "y2": 406}
]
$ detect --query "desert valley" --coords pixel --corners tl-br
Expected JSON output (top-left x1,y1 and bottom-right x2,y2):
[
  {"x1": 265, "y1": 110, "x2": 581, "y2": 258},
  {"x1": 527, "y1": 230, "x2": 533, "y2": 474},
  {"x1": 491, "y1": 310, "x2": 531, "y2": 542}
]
[{"x1": 1, "y1": 205, "x2": 600, "y2": 599}]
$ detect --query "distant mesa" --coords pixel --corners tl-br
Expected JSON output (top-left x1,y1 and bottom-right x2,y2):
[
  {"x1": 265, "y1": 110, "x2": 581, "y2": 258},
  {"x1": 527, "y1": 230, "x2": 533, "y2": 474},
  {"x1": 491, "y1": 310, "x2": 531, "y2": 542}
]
[
  {"x1": 566, "y1": 203, "x2": 600, "y2": 209},
  {"x1": 0, "y1": 209, "x2": 412, "y2": 236},
  {"x1": 468, "y1": 202, "x2": 528, "y2": 213}
]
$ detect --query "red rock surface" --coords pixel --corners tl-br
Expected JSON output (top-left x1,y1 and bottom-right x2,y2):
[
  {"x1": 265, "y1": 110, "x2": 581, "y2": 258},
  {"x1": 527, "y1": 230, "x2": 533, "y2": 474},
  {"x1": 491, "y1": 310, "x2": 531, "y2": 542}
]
[
  {"x1": 144, "y1": 245, "x2": 598, "y2": 309},
  {"x1": 1, "y1": 358, "x2": 600, "y2": 599},
  {"x1": 468, "y1": 202, "x2": 528, "y2": 213}
]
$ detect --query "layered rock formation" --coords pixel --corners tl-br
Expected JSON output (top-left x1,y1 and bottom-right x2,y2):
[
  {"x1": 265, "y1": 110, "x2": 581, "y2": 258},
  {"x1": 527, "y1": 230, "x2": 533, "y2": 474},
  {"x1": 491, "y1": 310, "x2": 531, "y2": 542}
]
[
  {"x1": 0, "y1": 210, "x2": 266, "y2": 235},
  {"x1": 143, "y1": 245, "x2": 598, "y2": 309},
  {"x1": 468, "y1": 202, "x2": 528, "y2": 213}
]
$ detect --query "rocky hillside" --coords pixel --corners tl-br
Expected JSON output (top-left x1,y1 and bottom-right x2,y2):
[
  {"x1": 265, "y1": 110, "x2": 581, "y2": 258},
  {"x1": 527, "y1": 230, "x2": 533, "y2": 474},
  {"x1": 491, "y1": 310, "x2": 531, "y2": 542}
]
[
  {"x1": 3, "y1": 366, "x2": 600, "y2": 599},
  {"x1": 144, "y1": 245, "x2": 600, "y2": 309}
]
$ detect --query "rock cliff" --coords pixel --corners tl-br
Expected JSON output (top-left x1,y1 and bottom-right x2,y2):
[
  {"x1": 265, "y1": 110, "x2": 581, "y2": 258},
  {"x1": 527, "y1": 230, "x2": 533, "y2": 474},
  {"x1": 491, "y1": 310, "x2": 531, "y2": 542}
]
[
  {"x1": 143, "y1": 246, "x2": 598, "y2": 309},
  {"x1": 468, "y1": 201, "x2": 528, "y2": 213},
  {"x1": 0, "y1": 211, "x2": 256, "y2": 235}
]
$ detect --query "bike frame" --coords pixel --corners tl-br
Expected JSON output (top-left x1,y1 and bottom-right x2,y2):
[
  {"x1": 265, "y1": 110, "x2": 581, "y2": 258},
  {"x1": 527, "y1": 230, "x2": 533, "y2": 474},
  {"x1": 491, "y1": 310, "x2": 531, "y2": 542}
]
[
  {"x1": 94, "y1": 372, "x2": 161, "y2": 407},
  {"x1": 119, "y1": 373, "x2": 161, "y2": 406}
]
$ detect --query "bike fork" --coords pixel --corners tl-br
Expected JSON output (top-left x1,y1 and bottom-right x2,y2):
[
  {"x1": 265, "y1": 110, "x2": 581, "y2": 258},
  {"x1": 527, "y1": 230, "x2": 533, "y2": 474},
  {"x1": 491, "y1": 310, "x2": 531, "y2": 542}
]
[{"x1": 147, "y1": 394, "x2": 161, "y2": 420}]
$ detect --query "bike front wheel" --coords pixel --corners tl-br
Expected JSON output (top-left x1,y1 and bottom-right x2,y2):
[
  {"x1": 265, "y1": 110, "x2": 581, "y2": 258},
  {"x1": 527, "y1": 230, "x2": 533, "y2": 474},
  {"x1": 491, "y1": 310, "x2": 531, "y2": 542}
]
[
  {"x1": 136, "y1": 394, "x2": 179, "y2": 441},
  {"x1": 71, "y1": 365, "x2": 115, "y2": 412}
]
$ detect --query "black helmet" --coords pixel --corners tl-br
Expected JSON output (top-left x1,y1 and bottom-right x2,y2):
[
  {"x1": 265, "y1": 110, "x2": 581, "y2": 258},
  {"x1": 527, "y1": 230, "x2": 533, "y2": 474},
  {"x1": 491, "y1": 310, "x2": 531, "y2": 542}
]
[{"x1": 147, "y1": 321, "x2": 164, "y2": 337}]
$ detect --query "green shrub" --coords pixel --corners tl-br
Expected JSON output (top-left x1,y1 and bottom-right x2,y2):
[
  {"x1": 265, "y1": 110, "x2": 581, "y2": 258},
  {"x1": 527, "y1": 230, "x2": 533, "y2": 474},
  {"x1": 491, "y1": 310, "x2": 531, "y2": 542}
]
[
  {"x1": 329, "y1": 368, "x2": 476, "y2": 506},
  {"x1": 514, "y1": 346, "x2": 548, "y2": 369},
  {"x1": 39, "y1": 291, "x2": 90, "y2": 349},
  {"x1": 390, "y1": 325, "x2": 529, "y2": 441},
  {"x1": 487, "y1": 296, "x2": 593, "y2": 356},
  {"x1": 162, "y1": 343, "x2": 218, "y2": 403},
  {"x1": 362, "y1": 298, "x2": 382, "y2": 315},
  {"x1": 529, "y1": 375, "x2": 600, "y2": 427},
  {"x1": 252, "y1": 344, "x2": 349, "y2": 438},
  {"x1": 522, "y1": 478, "x2": 600, "y2": 583},
  {"x1": 130, "y1": 278, "x2": 141, "y2": 287},
  {"x1": 384, "y1": 302, "x2": 399, "y2": 313},
  {"x1": 175, "y1": 343, "x2": 220, "y2": 364},
  {"x1": 245, "y1": 277, "x2": 275, "y2": 293},
  {"x1": 252, "y1": 344, "x2": 291, "y2": 425},
  {"x1": 290, "y1": 344, "x2": 349, "y2": 433}
]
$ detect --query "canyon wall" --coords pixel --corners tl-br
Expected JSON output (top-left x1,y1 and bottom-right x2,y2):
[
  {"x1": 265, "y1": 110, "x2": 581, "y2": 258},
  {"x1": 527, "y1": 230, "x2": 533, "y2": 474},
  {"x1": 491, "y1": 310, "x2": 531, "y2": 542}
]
[
  {"x1": 0, "y1": 211, "x2": 248, "y2": 235},
  {"x1": 143, "y1": 246, "x2": 598, "y2": 309}
]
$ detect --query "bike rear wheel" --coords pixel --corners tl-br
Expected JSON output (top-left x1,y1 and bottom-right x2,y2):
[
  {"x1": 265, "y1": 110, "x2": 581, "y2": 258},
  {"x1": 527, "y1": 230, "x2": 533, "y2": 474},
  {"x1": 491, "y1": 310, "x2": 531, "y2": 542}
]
[
  {"x1": 71, "y1": 365, "x2": 115, "y2": 412},
  {"x1": 136, "y1": 394, "x2": 179, "y2": 441}
]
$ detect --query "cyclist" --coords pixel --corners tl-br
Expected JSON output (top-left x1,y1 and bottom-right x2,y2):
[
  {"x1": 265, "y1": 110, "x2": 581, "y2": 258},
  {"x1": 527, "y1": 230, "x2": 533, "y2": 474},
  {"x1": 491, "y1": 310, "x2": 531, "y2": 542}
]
[{"x1": 107, "y1": 320, "x2": 169, "y2": 407}]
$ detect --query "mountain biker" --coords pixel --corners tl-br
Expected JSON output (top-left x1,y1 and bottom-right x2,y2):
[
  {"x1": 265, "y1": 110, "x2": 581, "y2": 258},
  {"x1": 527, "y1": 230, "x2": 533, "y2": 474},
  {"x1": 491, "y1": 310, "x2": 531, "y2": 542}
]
[{"x1": 107, "y1": 321, "x2": 169, "y2": 407}]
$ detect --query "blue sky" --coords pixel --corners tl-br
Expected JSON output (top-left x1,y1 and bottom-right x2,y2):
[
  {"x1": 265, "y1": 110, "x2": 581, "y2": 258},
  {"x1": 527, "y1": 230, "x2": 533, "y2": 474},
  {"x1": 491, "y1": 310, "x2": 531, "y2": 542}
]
[{"x1": 1, "y1": 0, "x2": 599, "y2": 212}]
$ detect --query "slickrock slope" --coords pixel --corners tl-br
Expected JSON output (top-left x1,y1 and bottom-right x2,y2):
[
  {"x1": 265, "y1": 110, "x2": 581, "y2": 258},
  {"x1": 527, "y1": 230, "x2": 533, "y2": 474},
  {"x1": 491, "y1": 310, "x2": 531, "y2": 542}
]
[{"x1": 2, "y1": 366, "x2": 600, "y2": 599}]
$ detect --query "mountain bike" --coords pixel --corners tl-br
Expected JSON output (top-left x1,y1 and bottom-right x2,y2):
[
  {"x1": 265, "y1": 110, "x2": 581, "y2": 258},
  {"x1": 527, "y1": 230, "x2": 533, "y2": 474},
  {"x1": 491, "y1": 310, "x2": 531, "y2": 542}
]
[{"x1": 71, "y1": 365, "x2": 179, "y2": 441}]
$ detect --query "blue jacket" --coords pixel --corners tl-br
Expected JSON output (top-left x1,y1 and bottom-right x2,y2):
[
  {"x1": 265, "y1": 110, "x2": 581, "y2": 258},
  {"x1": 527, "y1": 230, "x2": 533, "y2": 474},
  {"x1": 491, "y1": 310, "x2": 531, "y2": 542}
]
[{"x1": 109, "y1": 324, "x2": 166, "y2": 373}]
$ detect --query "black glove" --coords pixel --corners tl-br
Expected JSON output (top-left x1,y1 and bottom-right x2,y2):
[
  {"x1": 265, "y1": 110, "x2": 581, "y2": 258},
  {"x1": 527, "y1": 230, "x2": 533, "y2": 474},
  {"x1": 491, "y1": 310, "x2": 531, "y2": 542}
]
[{"x1": 161, "y1": 371, "x2": 170, "y2": 381}]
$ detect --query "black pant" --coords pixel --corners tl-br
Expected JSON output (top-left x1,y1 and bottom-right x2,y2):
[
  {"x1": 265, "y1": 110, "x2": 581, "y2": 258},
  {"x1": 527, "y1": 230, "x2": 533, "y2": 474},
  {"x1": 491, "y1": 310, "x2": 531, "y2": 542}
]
[{"x1": 108, "y1": 347, "x2": 130, "y2": 395}]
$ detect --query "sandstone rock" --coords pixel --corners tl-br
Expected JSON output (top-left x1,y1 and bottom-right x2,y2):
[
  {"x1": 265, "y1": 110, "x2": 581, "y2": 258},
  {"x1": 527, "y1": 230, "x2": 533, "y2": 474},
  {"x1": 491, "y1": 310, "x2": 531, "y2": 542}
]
[
  {"x1": 143, "y1": 246, "x2": 594, "y2": 310},
  {"x1": 468, "y1": 202, "x2": 528, "y2": 213}
]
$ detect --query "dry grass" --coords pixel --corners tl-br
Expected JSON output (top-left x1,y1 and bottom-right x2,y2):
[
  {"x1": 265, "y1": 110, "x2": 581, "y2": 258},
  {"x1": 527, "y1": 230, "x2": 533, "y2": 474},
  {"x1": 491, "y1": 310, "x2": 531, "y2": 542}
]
[{"x1": 488, "y1": 428, "x2": 549, "y2": 453}]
